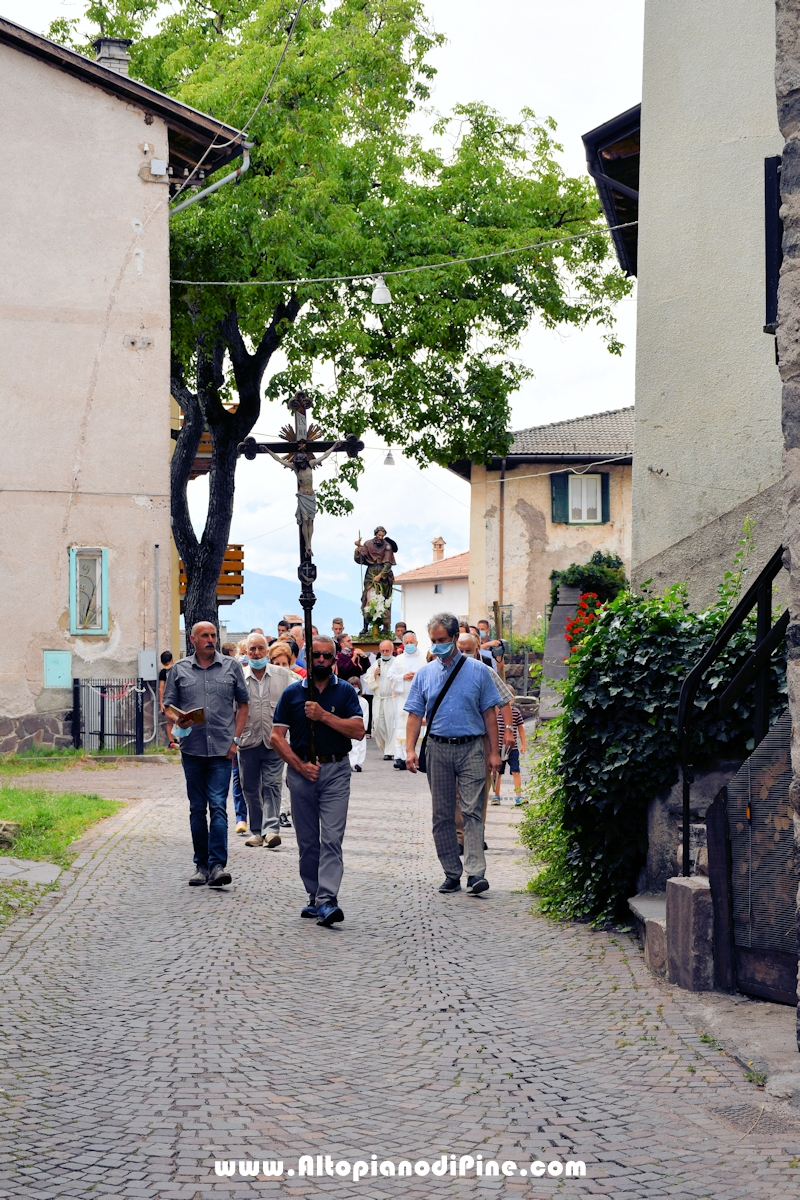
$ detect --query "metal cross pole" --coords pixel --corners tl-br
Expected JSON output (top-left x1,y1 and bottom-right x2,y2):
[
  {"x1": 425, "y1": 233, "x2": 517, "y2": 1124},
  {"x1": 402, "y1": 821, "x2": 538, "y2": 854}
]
[{"x1": 238, "y1": 391, "x2": 364, "y2": 763}]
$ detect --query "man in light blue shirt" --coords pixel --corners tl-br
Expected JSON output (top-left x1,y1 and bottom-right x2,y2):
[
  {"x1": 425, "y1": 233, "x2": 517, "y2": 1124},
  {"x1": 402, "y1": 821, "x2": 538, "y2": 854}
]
[{"x1": 405, "y1": 612, "x2": 502, "y2": 895}]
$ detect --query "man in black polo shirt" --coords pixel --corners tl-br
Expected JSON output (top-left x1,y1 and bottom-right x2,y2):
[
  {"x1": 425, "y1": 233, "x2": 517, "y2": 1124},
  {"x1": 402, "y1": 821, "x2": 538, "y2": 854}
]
[{"x1": 270, "y1": 634, "x2": 365, "y2": 926}]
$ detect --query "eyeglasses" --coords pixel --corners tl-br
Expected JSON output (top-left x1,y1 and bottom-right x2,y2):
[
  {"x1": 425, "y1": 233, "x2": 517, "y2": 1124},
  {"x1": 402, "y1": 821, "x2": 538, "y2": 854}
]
[{"x1": 312, "y1": 651, "x2": 335, "y2": 661}]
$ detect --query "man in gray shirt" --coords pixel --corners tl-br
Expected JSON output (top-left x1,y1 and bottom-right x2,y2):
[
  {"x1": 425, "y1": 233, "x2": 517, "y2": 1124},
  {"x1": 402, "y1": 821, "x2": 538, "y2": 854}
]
[{"x1": 163, "y1": 622, "x2": 249, "y2": 887}]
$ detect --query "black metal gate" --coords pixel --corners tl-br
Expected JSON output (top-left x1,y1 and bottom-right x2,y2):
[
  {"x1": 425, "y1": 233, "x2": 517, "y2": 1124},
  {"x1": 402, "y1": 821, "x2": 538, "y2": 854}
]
[
  {"x1": 72, "y1": 678, "x2": 144, "y2": 754},
  {"x1": 707, "y1": 710, "x2": 799, "y2": 1005}
]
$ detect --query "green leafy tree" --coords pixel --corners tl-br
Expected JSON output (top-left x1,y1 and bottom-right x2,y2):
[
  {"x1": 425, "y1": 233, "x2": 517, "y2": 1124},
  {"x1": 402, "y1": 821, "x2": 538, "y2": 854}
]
[{"x1": 52, "y1": 0, "x2": 632, "y2": 630}]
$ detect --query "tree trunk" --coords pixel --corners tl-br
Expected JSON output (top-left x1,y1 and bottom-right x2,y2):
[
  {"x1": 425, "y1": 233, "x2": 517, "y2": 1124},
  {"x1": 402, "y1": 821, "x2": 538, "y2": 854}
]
[
  {"x1": 774, "y1": 0, "x2": 800, "y2": 1044},
  {"x1": 169, "y1": 298, "x2": 301, "y2": 638}
]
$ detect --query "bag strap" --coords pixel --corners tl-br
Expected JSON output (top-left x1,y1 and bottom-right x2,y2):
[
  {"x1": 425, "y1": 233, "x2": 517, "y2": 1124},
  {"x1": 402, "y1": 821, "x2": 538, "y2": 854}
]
[{"x1": 420, "y1": 653, "x2": 467, "y2": 749}]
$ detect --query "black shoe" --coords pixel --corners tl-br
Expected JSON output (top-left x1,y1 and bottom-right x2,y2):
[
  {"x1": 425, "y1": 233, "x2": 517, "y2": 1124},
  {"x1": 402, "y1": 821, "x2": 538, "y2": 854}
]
[
  {"x1": 467, "y1": 875, "x2": 490, "y2": 895},
  {"x1": 279, "y1": 813, "x2": 292, "y2": 828},
  {"x1": 457, "y1": 843, "x2": 464, "y2": 856},
  {"x1": 301, "y1": 903, "x2": 318, "y2": 919},
  {"x1": 207, "y1": 864, "x2": 232, "y2": 888},
  {"x1": 316, "y1": 900, "x2": 344, "y2": 927},
  {"x1": 394, "y1": 759, "x2": 407, "y2": 771},
  {"x1": 383, "y1": 755, "x2": 394, "y2": 761},
  {"x1": 352, "y1": 764, "x2": 362, "y2": 772},
  {"x1": 484, "y1": 841, "x2": 488, "y2": 851},
  {"x1": 188, "y1": 867, "x2": 208, "y2": 886},
  {"x1": 439, "y1": 877, "x2": 462, "y2": 893}
]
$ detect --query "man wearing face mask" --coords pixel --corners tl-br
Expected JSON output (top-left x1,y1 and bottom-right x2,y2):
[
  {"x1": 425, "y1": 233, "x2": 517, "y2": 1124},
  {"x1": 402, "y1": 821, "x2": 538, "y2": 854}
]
[
  {"x1": 404, "y1": 612, "x2": 503, "y2": 895},
  {"x1": 270, "y1": 635, "x2": 365, "y2": 926},
  {"x1": 389, "y1": 630, "x2": 421, "y2": 769},
  {"x1": 237, "y1": 631, "x2": 293, "y2": 849},
  {"x1": 363, "y1": 639, "x2": 397, "y2": 759}
]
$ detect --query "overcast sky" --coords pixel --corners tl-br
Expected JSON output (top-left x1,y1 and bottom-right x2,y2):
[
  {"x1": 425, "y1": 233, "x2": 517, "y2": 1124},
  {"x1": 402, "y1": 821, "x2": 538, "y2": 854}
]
[{"x1": 6, "y1": 0, "x2": 644, "y2": 597}]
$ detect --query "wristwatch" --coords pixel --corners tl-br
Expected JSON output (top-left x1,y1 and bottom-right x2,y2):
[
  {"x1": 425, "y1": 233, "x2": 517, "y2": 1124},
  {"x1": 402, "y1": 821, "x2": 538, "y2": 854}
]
[{"x1": 233, "y1": 736, "x2": 243, "y2": 746}]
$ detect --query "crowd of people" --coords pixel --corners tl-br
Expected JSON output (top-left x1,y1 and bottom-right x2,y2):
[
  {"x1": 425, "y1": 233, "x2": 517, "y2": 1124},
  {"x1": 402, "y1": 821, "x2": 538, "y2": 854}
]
[{"x1": 161, "y1": 609, "x2": 527, "y2": 923}]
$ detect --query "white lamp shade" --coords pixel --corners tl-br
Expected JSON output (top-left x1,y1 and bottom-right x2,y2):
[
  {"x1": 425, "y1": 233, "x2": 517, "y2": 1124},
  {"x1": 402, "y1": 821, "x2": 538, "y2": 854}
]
[
  {"x1": 384, "y1": 449, "x2": 395, "y2": 466},
  {"x1": 371, "y1": 275, "x2": 392, "y2": 304}
]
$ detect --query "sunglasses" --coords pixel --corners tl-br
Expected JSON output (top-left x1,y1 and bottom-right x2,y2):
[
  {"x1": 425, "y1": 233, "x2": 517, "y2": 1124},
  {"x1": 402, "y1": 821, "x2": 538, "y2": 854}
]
[{"x1": 312, "y1": 651, "x2": 335, "y2": 661}]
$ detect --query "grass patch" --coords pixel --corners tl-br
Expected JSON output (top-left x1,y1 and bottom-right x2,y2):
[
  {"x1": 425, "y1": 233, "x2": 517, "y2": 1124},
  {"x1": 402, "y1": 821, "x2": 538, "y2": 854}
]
[
  {"x1": 0, "y1": 879, "x2": 59, "y2": 928},
  {"x1": 0, "y1": 747, "x2": 88, "y2": 779},
  {"x1": 0, "y1": 787, "x2": 121, "y2": 865}
]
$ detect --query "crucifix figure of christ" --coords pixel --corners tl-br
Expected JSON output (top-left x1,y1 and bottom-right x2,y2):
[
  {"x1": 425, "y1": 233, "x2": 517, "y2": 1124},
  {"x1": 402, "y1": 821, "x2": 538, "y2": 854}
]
[{"x1": 238, "y1": 393, "x2": 364, "y2": 761}]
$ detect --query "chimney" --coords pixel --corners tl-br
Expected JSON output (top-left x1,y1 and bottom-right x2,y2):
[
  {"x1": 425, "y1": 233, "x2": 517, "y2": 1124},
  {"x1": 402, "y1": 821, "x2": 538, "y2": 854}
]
[
  {"x1": 432, "y1": 536, "x2": 445, "y2": 563},
  {"x1": 92, "y1": 36, "x2": 132, "y2": 76}
]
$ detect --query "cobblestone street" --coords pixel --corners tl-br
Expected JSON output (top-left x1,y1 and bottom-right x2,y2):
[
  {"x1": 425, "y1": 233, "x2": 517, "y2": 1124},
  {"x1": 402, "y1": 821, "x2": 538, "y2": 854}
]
[{"x1": 2, "y1": 746, "x2": 800, "y2": 1199}]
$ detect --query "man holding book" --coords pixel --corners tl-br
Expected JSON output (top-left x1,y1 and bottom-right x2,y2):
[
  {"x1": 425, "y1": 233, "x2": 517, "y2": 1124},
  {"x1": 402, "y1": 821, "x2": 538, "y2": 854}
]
[{"x1": 163, "y1": 622, "x2": 249, "y2": 887}]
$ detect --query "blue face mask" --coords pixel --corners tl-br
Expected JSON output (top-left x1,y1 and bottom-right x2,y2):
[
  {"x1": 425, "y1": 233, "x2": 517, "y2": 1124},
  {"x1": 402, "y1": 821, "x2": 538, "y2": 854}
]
[
  {"x1": 430, "y1": 642, "x2": 454, "y2": 658},
  {"x1": 249, "y1": 656, "x2": 268, "y2": 669},
  {"x1": 380, "y1": 654, "x2": 393, "y2": 662},
  {"x1": 404, "y1": 643, "x2": 418, "y2": 654}
]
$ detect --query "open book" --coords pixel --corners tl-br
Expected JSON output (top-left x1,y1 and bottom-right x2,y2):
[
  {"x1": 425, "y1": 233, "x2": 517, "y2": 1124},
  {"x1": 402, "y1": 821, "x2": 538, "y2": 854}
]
[{"x1": 165, "y1": 705, "x2": 205, "y2": 725}]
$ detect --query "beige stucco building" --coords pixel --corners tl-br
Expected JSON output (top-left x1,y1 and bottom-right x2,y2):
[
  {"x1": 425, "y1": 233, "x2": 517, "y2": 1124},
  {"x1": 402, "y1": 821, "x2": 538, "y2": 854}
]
[
  {"x1": 0, "y1": 19, "x2": 242, "y2": 750},
  {"x1": 585, "y1": 1, "x2": 784, "y2": 604},
  {"x1": 452, "y1": 409, "x2": 633, "y2": 638}
]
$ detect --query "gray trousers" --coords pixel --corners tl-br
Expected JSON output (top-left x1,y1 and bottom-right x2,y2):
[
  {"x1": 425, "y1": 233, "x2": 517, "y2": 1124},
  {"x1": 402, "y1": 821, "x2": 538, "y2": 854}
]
[
  {"x1": 427, "y1": 737, "x2": 486, "y2": 879},
  {"x1": 286, "y1": 759, "x2": 351, "y2": 904},
  {"x1": 238, "y1": 744, "x2": 284, "y2": 836}
]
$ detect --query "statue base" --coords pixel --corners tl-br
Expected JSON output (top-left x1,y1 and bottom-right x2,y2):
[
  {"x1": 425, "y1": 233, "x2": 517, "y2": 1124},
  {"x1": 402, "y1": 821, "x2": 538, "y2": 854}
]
[{"x1": 353, "y1": 631, "x2": 401, "y2": 657}]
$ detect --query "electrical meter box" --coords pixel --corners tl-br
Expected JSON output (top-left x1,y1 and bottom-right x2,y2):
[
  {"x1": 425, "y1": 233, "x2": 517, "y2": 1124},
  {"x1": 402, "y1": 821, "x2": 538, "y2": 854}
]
[{"x1": 138, "y1": 650, "x2": 158, "y2": 681}]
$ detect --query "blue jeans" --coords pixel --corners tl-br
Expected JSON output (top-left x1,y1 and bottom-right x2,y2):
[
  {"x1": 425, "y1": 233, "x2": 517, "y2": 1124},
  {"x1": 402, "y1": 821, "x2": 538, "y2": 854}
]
[
  {"x1": 231, "y1": 757, "x2": 247, "y2": 824},
  {"x1": 181, "y1": 754, "x2": 232, "y2": 870}
]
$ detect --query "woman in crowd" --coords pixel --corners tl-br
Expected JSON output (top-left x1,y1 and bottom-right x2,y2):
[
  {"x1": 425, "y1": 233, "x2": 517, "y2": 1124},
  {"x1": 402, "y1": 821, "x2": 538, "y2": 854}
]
[
  {"x1": 268, "y1": 639, "x2": 304, "y2": 682},
  {"x1": 336, "y1": 633, "x2": 368, "y2": 683},
  {"x1": 267, "y1": 640, "x2": 301, "y2": 828}
]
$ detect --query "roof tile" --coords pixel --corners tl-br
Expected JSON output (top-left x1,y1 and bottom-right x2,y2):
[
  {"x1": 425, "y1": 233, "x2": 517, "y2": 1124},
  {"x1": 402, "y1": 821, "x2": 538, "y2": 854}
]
[
  {"x1": 510, "y1": 406, "x2": 634, "y2": 456},
  {"x1": 394, "y1": 551, "x2": 469, "y2": 584}
]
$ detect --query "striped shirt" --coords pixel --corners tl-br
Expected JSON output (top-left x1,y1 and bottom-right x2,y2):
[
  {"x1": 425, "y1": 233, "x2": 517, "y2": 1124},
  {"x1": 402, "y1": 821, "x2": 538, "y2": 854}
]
[{"x1": 496, "y1": 705, "x2": 524, "y2": 748}]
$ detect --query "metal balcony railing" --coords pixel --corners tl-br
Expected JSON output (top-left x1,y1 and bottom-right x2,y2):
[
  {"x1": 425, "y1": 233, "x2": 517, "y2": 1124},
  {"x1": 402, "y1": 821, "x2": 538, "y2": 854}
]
[{"x1": 676, "y1": 545, "x2": 789, "y2": 876}]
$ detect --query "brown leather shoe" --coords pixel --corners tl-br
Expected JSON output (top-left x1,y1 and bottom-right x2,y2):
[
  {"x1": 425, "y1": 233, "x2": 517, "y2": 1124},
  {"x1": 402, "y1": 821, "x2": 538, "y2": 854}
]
[
  {"x1": 265, "y1": 834, "x2": 282, "y2": 849},
  {"x1": 244, "y1": 834, "x2": 264, "y2": 847}
]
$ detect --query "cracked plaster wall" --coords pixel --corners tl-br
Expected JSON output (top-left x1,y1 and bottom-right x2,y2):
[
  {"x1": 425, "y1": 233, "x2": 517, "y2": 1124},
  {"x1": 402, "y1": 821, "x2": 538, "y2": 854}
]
[{"x1": 468, "y1": 462, "x2": 631, "y2": 635}]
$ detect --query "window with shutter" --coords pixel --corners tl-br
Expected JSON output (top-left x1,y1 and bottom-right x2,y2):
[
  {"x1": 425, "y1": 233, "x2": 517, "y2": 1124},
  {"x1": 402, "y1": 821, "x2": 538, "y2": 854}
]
[{"x1": 551, "y1": 473, "x2": 569, "y2": 523}]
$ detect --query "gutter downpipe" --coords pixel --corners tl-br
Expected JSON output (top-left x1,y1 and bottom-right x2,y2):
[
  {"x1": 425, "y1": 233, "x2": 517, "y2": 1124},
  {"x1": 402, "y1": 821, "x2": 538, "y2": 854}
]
[
  {"x1": 498, "y1": 457, "x2": 506, "y2": 606},
  {"x1": 169, "y1": 143, "x2": 253, "y2": 217}
]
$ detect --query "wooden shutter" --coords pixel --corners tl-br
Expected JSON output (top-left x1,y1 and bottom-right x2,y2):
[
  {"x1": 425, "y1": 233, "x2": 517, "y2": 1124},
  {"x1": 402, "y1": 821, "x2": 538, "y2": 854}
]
[
  {"x1": 601, "y1": 474, "x2": 610, "y2": 523},
  {"x1": 551, "y1": 473, "x2": 568, "y2": 523}
]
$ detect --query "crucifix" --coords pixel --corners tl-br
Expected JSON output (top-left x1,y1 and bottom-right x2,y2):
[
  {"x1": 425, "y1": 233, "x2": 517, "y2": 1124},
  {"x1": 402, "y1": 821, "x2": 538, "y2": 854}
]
[{"x1": 238, "y1": 392, "x2": 364, "y2": 762}]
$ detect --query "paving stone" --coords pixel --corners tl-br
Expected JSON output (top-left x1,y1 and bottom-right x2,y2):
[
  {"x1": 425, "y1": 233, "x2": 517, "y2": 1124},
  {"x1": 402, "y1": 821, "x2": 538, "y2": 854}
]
[{"x1": 0, "y1": 751, "x2": 799, "y2": 1197}]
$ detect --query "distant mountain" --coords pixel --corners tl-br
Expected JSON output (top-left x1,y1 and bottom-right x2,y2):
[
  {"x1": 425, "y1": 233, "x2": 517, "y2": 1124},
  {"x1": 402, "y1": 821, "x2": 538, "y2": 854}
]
[{"x1": 221, "y1": 571, "x2": 362, "y2": 637}]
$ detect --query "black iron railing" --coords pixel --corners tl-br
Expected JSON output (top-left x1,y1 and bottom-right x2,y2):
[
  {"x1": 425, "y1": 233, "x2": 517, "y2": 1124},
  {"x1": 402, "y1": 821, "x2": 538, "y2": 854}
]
[{"x1": 676, "y1": 546, "x2": 789, "y2": 876}]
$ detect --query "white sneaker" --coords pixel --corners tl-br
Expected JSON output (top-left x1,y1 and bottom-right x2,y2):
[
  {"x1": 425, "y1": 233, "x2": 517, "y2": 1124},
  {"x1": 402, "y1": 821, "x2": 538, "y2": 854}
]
[{"x1": 244, "y1": 833, "x2": 264, "y2": 847}]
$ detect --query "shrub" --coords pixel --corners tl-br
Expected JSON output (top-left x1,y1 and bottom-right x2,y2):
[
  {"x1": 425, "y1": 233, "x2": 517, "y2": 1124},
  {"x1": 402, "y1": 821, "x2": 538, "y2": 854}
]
[
  {"x1": 550, "y1": 550, "x2": 627, "y2": 610},
  {"x1": 520, "y1": 584, "x2": 787, "y2": 923}
]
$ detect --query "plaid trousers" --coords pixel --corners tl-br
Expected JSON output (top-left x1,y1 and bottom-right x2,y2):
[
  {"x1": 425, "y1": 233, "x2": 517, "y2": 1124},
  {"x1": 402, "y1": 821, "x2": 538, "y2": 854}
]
[{"x1": 426, "y1": 736, "x2": 486, "y2": 879}]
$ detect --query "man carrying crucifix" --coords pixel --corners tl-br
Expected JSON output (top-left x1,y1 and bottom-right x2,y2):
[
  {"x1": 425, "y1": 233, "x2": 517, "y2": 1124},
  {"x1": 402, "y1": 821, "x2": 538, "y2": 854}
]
[{"x1": 354, "y1": 526, "x2": 397, "y2": 635}]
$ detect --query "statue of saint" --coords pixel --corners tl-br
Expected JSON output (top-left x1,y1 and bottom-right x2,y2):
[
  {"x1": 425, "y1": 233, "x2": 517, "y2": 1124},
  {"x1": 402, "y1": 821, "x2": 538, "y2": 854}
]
[{"x1": 354, "y1": 526, "x2": 397, "y2": 635}]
